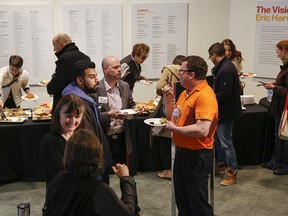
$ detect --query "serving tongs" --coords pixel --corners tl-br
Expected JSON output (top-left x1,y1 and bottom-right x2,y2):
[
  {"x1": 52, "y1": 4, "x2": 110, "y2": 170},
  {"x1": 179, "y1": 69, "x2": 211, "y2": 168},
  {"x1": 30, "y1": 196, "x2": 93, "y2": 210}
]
[{"x1": 0, "y1": 110, "x2": 7, "y2": 120}]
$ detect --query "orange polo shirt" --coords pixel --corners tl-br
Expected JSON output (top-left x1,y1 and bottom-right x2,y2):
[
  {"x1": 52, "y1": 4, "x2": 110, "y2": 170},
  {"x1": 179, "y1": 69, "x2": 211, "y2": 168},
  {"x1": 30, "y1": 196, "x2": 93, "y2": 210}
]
[{"x1": 172, "y1": 80, "x2": 218, "y2": 150}]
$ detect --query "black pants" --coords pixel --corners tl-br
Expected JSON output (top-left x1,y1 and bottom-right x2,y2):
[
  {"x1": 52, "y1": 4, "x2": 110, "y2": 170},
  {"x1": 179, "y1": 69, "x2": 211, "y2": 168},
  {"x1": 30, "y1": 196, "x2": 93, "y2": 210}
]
[
  {"x1": 156, "y1": 136, "x2": 171, "y2": 170},
  {"x1": 174, "y1": 148, "x2": 214, "y2": 216},
  {"x1": 4, "y1": 91, "x2": 17, "y2": 108},
  {"x1": 108, "y1": 132, "x2": 126, "y2": 165}
]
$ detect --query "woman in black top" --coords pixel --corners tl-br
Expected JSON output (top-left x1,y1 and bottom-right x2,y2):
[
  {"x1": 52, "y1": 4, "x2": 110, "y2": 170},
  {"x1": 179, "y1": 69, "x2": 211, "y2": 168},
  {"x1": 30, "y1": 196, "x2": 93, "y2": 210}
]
[{"x1": 44, "y1": 129, "x2": 139, "y2": 216}]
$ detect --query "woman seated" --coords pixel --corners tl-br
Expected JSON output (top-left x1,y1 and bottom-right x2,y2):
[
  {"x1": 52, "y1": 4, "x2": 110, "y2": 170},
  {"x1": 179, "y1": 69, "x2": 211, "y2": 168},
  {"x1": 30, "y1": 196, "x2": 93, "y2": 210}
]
[{"x1": 43, "y1": 129, "x2": 140, "y2": 216}]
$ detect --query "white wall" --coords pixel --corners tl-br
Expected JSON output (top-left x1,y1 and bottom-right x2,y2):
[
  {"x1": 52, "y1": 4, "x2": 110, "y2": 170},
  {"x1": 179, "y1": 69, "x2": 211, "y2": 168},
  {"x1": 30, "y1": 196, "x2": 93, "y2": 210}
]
[{"x1": 1, "y1": 0, "x2": 270, "y2": 107}]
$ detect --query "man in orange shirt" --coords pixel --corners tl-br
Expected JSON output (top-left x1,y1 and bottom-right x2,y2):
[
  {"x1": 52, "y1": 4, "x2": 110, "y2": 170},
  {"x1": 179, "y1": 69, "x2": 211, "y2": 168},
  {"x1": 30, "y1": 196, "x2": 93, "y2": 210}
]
[{"x1": 163, "y1": 55, "x2": 218, "y2": 216}]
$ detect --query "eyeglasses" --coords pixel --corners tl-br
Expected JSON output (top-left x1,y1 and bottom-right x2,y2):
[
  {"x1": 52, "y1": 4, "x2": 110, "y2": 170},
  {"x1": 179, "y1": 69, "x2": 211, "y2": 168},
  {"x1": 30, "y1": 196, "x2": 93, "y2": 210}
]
[
  {"x1": 140, "y1": 54, "x2": 149, "y2": 60},
  {"x1": 179, "y1": 69, "x2": 192, "y2": 73}
]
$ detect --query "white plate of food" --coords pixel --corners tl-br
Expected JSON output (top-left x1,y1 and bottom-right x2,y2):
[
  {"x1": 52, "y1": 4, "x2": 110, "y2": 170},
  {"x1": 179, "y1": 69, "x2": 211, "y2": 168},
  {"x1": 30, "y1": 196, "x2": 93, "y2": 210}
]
[
  {"x1": 140, "y1": 80, "x2": 153, "y2": 85},
  {"x1": 144, "y1": 118, "x2": 167, "y2": 127},
  {"x1": 118, "y1": 109, "x2": 137, "y2": 116},
  {"x1": 38, "y1": 80, "x2": 49, "y2": 86},
  {"x1": 21, "y1": 94, "x2": 39, "y2": 101}
]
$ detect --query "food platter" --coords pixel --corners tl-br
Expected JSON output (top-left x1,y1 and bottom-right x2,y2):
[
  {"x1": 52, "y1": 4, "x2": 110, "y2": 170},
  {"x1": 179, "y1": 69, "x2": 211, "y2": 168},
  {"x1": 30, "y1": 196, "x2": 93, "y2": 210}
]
[
  {"x1": 0, "y1": 117, "x2": 26, "y2": 124},
  {"x1": 3, "y1": 108, "x2": 31, "y2": 118},
  {"x1": 119, "y1": 109, "x2": 137, "y2": 116},
  {"x1": 21, "y1": 94, "x2": 39, "y2": 101},
  {"x1": 32, "y1": 102, "x2": 52, "y2": 121},
  {"x1": 144, "y1": 118, "x2": 167, "y2": 127}
]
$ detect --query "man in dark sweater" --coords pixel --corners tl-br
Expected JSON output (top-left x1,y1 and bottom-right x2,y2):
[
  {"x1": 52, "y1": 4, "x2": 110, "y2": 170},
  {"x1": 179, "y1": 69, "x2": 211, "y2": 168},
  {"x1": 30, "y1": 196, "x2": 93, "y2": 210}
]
[
  {"x1": 208, "y1": 42, "x2": 242, "y2": 186},
  {"x1": 47, "y1": 33, "x2": 90, "y2": 114}
]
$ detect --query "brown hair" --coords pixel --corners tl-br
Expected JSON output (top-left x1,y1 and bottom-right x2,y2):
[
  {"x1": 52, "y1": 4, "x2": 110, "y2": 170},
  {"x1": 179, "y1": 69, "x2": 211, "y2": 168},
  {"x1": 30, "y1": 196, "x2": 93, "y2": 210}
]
[
  {"x1": 172, "y1": 55, "x2": 185, "y2": 65},
  {"x1": 222, "y1": 39, "x2": 243, "y2": 63},
  {"x1": 131, "y1": 43, "x2": 150, "y2": 57},
  {"x1": 183, "y1": 55, "x2": 208, "y2": 80},
  {"x1": 9, "y1": 55, "x2": 23, "y2": 68},
  {"x1": 64, "y1": 129, "x2": 104, "y2": 179},
  {"x1": 276, "y1": 40, "x2": 288, "y2": 52},
  {"x1": 51, "y1": 94, "x2": 85, "y2": 135},
  {"x1": 208, "y1": 42, "x2": 225, "y2": 57}
]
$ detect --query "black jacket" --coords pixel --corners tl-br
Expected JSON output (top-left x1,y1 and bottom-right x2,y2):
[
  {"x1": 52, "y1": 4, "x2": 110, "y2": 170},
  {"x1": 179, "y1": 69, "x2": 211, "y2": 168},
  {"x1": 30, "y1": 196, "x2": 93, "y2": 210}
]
[
  {"x1": 269, "y1": 63, "x2": 288, "y2": 118},
  {"x1": 120, "y1": 55, "x2": 141, "y2": 91},
  {"x1": 47, "y1": 43, "x2": 90, "y2": 114},
  {"x1": 212, "y1": 57, "x2": 242, "y2": 121},
  {"x1": 44, "y1": 171, "x2": 137, "y2": 216}
]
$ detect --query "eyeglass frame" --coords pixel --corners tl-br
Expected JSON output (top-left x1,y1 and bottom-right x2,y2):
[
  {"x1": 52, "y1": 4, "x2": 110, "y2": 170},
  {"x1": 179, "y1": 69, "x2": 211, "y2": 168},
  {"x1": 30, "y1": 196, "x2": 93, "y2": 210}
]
[{"x1": 179, "y1": 69, "x2": 193, "y2": 73}]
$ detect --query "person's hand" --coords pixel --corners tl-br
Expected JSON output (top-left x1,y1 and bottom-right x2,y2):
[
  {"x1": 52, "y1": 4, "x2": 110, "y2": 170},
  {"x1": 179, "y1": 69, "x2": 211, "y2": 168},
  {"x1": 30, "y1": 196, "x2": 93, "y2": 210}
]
[
  {"x1": 0, "y1": 100, "x2": 3, "y2": 109},
  {"x1": 108, "y1": 109, "x2": 123, "y2": 119},
  {"x1": 165, "y1": 120, "x2": 176, "y2": 132},
  {"x1": 263, "y1": 82, "x2": 275, "y2": 90},
  {"x1": 162, "y1": 85, "x2": 174, "y2": 103},
  {"x1": 112, "y1": 163, "x2": 130, "y2": 178}
]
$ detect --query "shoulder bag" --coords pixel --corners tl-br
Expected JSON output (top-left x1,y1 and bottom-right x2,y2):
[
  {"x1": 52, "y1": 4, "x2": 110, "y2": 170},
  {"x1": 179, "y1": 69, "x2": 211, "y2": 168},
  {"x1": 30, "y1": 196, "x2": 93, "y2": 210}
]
[{"x1": 278, "y1": 94, "x2": 288, "y2": 140}]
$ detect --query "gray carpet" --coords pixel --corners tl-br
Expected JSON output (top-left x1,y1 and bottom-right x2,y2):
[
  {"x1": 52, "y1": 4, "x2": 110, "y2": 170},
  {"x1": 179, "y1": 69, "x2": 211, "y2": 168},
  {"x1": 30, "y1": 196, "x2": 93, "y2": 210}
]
[{"x1": 1, "y1": 165, "x2": 288, "y2": 216}]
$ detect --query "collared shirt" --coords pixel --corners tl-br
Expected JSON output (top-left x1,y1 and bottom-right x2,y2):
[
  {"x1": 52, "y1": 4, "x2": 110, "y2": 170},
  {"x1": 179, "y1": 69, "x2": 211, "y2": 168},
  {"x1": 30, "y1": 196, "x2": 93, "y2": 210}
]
[
  {"x1": 104, "y1": 79, "x2": 124, "y2": 135},
  {"x1": 172, "y1": 80, "x2": 218, "y2": 150}
]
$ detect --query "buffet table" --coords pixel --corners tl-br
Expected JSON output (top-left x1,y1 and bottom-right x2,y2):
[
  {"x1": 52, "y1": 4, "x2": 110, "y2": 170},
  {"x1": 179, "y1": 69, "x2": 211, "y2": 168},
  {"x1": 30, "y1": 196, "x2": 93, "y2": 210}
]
[
  {"x1": 0, "y1": 103, "x2": 275, "y2": 183},
  {"x1": 0, "y1": 119, "x2": 51, "y2": 184}
]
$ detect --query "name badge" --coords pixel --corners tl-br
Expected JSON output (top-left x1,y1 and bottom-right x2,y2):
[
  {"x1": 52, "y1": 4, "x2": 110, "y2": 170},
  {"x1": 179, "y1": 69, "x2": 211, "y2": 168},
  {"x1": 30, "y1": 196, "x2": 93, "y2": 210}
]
[{"x1": 98, "y1": 96, "x2": 108, "y2": 104}]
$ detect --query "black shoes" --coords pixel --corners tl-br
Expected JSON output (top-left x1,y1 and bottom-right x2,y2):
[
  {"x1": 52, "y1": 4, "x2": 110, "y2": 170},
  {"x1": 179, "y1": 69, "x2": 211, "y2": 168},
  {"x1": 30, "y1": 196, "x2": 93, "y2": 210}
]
[
  {"x1": 273, "y1": 169, "x2": 288, "y2": 175},
  {"x1": 261, "y1": 163, "x2": 273, "y2": 170}
]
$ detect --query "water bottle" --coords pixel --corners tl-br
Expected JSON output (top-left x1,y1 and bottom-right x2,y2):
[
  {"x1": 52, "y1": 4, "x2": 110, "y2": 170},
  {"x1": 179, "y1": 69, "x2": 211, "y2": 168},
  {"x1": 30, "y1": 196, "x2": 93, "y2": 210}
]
[
  {"x1": 267, "y1": 90, "x2": 273, "y2": 102},
  {"x1": 17, "y1": 203, "x2": 30, "y2": 216}
]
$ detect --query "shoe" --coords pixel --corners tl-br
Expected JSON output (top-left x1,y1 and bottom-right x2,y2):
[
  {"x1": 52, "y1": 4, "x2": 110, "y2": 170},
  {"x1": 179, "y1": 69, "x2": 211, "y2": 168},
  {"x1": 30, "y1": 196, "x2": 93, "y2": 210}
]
[
  {"x1": 157, "y1": 170, "x2": 172, "y2": 179},
  {"x1": 261, "y1": 163, "x2": 273, "y2": 170},
  {"x1": 220, "y1": 168, "x2": 237, "y2": 186},
  {"x1": 273, "y1": 168, "x2": 288, "y2": 175},
  {"x1": 215, "y1": 162, "x2": 226, "y2": 173}
]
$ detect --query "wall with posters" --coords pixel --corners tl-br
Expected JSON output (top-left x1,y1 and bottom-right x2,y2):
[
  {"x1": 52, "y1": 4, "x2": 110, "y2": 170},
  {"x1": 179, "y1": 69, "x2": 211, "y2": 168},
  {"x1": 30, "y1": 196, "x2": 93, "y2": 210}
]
[{"x1": 0, "y1": 0, "x2": 282, "y2": 105}]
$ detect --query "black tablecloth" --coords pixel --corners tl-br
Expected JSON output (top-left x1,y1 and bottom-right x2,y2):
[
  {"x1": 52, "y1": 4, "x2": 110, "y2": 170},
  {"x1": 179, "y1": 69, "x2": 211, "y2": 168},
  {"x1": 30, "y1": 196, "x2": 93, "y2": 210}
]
[
  {"x1": 0, "y1": 104, "x2": 275, "y2": 183},
  {"x1": 233, "y1": 104, "x2": 274, "y2": 165},
  {"x1": 0, "y1": 119, "x2": 51, "y2": 184},
  {"x1": 128, "y1": 115, "x2": 164, "y2": 174}
]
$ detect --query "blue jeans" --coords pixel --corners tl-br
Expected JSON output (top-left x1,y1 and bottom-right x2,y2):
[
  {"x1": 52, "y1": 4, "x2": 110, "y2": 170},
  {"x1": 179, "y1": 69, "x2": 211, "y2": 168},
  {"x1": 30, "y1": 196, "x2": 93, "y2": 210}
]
[
  {"x1": 215, "y1": 120, "x2": 238, "y2": 170},
  {"x1": 268, "y1": 116, "x2": 288, "y2": 171}
]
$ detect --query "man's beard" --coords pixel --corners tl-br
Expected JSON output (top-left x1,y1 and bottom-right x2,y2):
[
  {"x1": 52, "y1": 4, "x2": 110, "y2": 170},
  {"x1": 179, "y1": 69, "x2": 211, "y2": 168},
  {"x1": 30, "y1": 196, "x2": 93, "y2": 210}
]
[{"x1": 84, "y1": 82, "x2": 100, "y2": 93}]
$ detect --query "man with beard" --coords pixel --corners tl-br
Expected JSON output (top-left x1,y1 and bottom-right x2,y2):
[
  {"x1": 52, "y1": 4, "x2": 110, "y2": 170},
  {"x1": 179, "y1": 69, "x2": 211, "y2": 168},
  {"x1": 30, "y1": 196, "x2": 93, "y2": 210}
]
[{"x1": 62, "y1": 59, "x2": 112, "y2": 184}]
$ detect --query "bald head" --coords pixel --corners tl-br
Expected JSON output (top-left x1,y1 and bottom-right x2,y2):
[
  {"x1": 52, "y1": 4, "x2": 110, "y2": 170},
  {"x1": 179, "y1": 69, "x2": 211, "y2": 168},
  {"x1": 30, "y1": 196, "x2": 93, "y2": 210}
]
[
  {"x1": 102, "y1": 55, "x2": 121, "y2": 83},
  {"x1": 52, "y1": 33, "x2": 72, "y2": 53}
]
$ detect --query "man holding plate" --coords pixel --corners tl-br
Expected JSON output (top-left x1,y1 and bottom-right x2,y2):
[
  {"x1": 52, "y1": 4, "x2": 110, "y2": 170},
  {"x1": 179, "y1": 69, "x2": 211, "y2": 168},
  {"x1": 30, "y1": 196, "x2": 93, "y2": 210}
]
[
  {"x1": 91, "y1": 55, "x2": 140, "y2": 170},
  {"x1": 163, "y1": 55, "x2": 218, "y2": 216},
  {"x1": 0, "y1": 55, "x2": 34, "y2": 108}
]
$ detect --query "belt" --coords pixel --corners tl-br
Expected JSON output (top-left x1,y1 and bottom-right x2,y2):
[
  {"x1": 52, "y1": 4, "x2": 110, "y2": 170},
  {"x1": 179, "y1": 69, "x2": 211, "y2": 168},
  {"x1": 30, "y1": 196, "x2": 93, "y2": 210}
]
[
  {"x1": 176, "y1": 147, "x2": 212, "y2": 153},
  {"x1": 108, "y1": 132, "x2": 124, "y2": 140}
]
